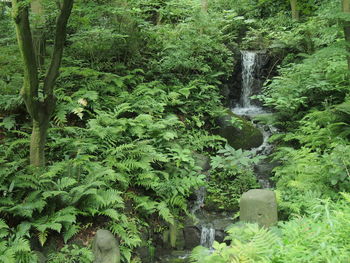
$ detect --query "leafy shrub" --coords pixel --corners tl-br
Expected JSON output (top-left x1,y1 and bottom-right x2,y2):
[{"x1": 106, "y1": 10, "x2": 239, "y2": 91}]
[
  {"x1": 48, "y1": 245, "x2": 93, "y2": 263},
  {"x1": 205, "y1": 145, "x2": 261, "y2": 211},
  {"x1": 0, "y1": 220, "x2": 37, "y2": 263}
]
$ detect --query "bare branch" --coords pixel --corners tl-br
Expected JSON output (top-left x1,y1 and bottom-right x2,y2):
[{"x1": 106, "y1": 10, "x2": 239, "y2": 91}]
[
  {"x1": 12, "y1": 0, "x2": 39, "y2": 117},
  {"x1": 43, "y1": 0, "x2": 74, "y2": 98}
]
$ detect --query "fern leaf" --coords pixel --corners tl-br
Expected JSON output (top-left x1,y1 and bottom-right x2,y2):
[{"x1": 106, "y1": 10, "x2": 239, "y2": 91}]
[
  {"x1": 38, "y1": 231, "x2": 48, "y2": 246},
  {"x1": 63, "y1": 224, "x2": 80, "y2": 244},
  {"x1": 157, "y1": 202, "x2": 174, "y2": 225}
]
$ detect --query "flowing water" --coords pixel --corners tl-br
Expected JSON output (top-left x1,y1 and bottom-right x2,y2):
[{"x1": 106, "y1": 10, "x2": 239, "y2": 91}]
[
  {"x1": 193, "y1": 50, "x2": 275, "y2": 252},
  {"x1": 157, "y1": 51, "x2": 275, "y2": 261},
  {"x1": 233, "y1": 50, "x2": 275, "y2": 188},
  {"x1": 191, "y1": 186, "x2": 206, "y2": 215},
  {"x1": 240, "y1": 51, "x2": 256, "y2": 108},
  {"x1": 233, "y1": 51, "x2": 266, "y2": 116},
  {"x1": 200, "y1": 226, "x2": 215, "y2": 248}
]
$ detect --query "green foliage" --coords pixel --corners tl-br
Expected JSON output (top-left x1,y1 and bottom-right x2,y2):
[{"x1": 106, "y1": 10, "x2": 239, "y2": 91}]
[
  {"x1": 48, "y1": 245, "x2": 93, "y2": 263},
  {"x1": 0, "y1": 1, "x2": 233, "y2": 257},
  {"x1": 1, "y1": 35, "x2": 225, "y2": 259},
  {"x1": 66, "y1": 0, "x2": 147, "y2": 69},
  {"x1": 4, "y1": 0, "x2": 350, "y2": 260},
  {"x1": 191, "y1": 223, "x2": 280, "y2": 263},
  {"x1": 146, "y1": 20, "x2": 233, "y2": 85},
  {"x1": 205, "y1": 145, "x2": 261, "y2": 211},
  {"x1": 253, "y1": 0, "x2": 350, "y2": 221},
  {"x1": 0, "y1": 220, "x2": 37, "y2": 263},
  {"x1": 192, "y1": 195, "x2": 350, "y2": 262},
  {"x1": 259, "y1": 45, "x2": 348, "y2": 122}
]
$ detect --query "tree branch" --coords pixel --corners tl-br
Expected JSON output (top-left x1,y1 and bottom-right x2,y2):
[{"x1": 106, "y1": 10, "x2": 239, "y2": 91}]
[
  {"x1": 12, "y1": 0, "x2": 39, "y2": 118},
  {"x1": 43, "y1": 0, "x2": 74, "y2": 99}
]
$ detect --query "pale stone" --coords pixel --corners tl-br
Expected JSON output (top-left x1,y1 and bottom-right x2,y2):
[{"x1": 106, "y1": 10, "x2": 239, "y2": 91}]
[
  {"x1": 240, "y1": 189, "x2": 277, "y2": 227},
  {"x1": 92, "y1": 229, "x2": 120, "y2": 263}
]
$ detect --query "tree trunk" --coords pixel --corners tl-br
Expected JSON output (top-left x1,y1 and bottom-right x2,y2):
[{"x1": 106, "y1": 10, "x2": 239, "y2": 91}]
[
  {"x1": 290, "y1": 0, "x2": 299, "y2": 20},
  {"x1": 12, "y1": 0, "x2": 74, "y2": 167},
  {"x1": 343, "y1": 0, "x2": 350, "y2": 70},
  {"x1": 30, "y1": 119, "x2": 49, "y2": 166},
  {"x1": 201, "y1": 0, "x2": 208, "y2": 13},
  {"x1": 31, "y1": 0, "x2": 46, "y2": 68}
]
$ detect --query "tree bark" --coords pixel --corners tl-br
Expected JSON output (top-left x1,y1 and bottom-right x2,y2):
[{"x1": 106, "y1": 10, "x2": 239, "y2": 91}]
[
  {"x1": 342, "y1": 0, "x2": 350, "y2": 70},
  {"x1": 12, "y1": 0, "x2": 74, "y2": 166},
  {"x1": 31, "y1": 0, "x2": 46, "y2": 69},
  {"x1": 201, "y1": 0, "x2": 208, "y2": 13},
  {"x1": 30, "y1": 120, "x2": 49, "y2": 166},
  {"x1": 290, "y1": 0, "x2": 299, "y2": 20}
]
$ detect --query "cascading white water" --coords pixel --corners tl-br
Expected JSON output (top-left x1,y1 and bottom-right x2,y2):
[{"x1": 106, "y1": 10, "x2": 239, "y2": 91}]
[
  {"x1": 233, "y1": 51, "x2": 265, "y2": 116},
  {"x1": 191, "y1": 186, "x2": 206, "y2": 214},
  {"x1": 240, "y1": 51, "x2": 256, "y2": 108},
  {"x1": 233, "y1": 50, "x2": 276, "y2": 189},
  {"x1": 200, "y1": 226, "x2": 215, "y2": 248}
]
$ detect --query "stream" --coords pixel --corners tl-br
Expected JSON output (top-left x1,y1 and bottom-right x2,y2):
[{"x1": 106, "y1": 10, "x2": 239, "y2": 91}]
[{"x1": 157, "y1": 50, "x2": 276, "y2": 263}]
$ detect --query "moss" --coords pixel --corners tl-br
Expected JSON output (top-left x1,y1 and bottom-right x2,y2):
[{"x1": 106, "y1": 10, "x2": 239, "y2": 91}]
[{"x1": 214, "y1": 111, "x2": 263, "y2": 150}]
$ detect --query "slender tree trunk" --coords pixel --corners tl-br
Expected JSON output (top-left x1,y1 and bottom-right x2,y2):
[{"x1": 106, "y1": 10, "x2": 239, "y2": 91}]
[
  {"x1": 12, "y1": 0, "x2": 74, "y2": 167},
  {"x1": 31, "y1": 0, "x2": 46, "y2": 68},
  {"x1": 290, "y1": 0, "x2": 299, "y2": 20},
  {"x1": 30, "y1": 120, "x2": 49, "y2": 166},
  {"x1": 343, "y1": 0, "x2": 350, "y2": 70},
  {"x1": 201, "y1": 0, "x2": 208, "y2": 13}
]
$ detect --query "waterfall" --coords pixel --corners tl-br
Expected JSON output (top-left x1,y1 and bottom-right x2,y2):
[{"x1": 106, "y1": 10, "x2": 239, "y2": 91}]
[
  {"x1": 191, "y1": 186, "x2": 206, "y2": 214},
  {"x1": 200, "y1": 226, "x2": 215, "y2": 248},
  {"x1": 240, "y1": 51, "x2": 256, "y2": 108},
  {"x1": 232, "y1": 50, "x2": 275, "y2": 189},
  {"x1": 233, "y1": 51, "x2": 265, "y2": 116}
]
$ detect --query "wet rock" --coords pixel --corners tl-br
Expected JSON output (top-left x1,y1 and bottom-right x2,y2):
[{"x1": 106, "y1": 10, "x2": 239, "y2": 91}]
[
  {"x1": 215, "y1": 111, "x2": 263, "y2": 150},
  {"x1": 183, "y1": 226, "x2": 201, "y2": 250},
  {"x1": 136, "y1": 246, "x2": 155, "y2": 263},
  {"x1": 92, "y1": 229, "x2": 120, "y2": 263},
  {"x1": 254, "y1": 159, "x2": 278, "y2": 188},
  {"x1": 240, "y1": 189, "x2": 278, "y2": 227},
  {"x1": 212, "y1": 217, "x2": 233, "y2": 231}
]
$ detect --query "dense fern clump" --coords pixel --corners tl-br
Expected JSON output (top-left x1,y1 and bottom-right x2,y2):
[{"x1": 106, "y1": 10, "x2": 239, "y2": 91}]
[
  {"x1": 1, "y1": 0, "x2": 243, "y2": 256},
  {"x1": 1, "y1": 65, "x2": 225, "y2": 259},
  {"x1": 0, "y1": 1, "x2": 233, "y2": 257},
  {"x1": 3, "y1": 0, "x2": 350, "y2": 261}
]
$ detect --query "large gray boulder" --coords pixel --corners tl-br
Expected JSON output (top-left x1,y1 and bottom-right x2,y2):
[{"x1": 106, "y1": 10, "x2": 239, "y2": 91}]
[
  {"x1": 92, "y1": 229, "x2": 120, "y2": 263},
  {"x1": 240, "y1": 189, "x2": 277, "y2": 227}
]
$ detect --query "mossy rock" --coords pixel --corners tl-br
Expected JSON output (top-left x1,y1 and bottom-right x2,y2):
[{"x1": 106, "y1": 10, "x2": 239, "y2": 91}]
[{"x1": 215, "y1": 111, "x2": 263, "y2": 150}]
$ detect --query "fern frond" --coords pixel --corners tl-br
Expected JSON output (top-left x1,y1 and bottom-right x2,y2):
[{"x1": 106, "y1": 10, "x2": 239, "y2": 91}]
[
  {"x1": 157, "y1": 202, "x2": 174, "y2": 225},
  {"x1": 63, "y1": 224, "x2": 80, "y2": 244}
]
